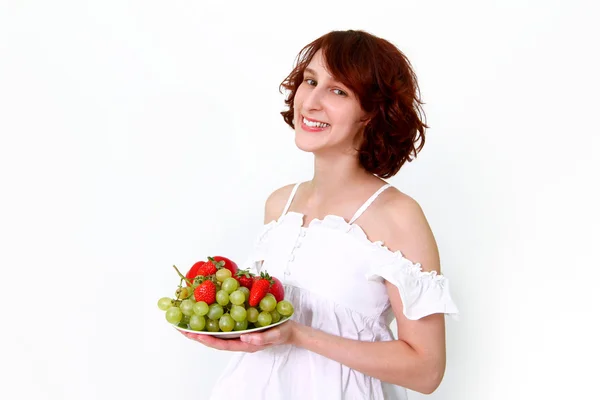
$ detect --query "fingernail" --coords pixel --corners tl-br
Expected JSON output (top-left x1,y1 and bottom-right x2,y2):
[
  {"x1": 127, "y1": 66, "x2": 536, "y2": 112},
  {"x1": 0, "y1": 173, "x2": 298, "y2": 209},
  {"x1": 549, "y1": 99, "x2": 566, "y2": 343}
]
[{"x1": 240, "y1": 335, "x2": 250, "y2": 343}]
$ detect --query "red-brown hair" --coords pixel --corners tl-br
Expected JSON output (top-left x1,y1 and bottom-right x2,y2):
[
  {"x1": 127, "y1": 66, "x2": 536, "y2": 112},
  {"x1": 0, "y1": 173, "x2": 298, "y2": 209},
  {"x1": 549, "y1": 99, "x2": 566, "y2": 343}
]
[{"x1": 280, "y1": 30, "x2": 427, "y2": 178}]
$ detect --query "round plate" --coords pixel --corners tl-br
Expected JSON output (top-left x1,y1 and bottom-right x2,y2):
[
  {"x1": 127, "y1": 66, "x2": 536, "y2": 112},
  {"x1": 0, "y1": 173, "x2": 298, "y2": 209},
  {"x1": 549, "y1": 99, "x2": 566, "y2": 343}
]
[{"x1": 172, "y1": 314, "x2": 294, "y2": 339}]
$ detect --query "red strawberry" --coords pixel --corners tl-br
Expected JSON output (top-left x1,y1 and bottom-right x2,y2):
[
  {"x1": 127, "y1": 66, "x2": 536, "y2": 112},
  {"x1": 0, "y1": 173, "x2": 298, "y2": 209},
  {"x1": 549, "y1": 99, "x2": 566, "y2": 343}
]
[
  {"x1": 196, "y1": 257, "x2": 225, "y2": 276},
  {"x1": 196, "y1": 262, "x2": 214, "y2": 276},
  {"x1": 234, "y1": 269, "x2": 255, "y2": 289},
  {"x1": 185, "y1": 261, "x2": 205, "y2": 286},
  {"x1": 211, "y1": 256, "x2": 238, "y2": 275},
  {"x1": 248, "y1": 272, "x2": 273, "y2": 307},
  {"x1": 268, "y1": 276, "x2": 284, "y2": 302},
  {"x1": 194, "y1": 279, "x2": 216, "y2": 304}
]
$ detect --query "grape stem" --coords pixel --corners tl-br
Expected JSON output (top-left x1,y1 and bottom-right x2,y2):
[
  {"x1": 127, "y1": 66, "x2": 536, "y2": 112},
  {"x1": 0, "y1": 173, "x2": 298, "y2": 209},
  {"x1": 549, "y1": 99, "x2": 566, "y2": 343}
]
[{"x1": 173, "y1": 265, "x2": 193, "y2": 286}]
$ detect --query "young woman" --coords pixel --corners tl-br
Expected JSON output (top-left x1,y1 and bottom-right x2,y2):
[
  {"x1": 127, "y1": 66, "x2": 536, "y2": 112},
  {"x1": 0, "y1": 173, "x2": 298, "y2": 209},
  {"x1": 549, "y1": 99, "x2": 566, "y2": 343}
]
[{"x1": 181, "y1": 30, "x2": 459, "y2": 399}]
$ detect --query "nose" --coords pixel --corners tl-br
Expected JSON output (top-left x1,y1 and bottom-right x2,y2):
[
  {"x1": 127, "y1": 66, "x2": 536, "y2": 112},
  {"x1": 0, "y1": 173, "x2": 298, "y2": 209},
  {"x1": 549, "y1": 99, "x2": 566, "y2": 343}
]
[{"x1": 302, "y1": 85, "x2": 324, "y2": 111}]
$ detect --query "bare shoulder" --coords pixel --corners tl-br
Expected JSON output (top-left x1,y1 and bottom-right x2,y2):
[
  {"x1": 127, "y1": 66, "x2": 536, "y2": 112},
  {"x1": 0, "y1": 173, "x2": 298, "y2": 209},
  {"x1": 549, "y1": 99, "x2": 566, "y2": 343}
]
[
  {"x1": 374, "y1": 188, "x2": 441, "y2": 273},
  {"x1": 381, "y1": 188, "x2": 427, "y2": 228},
  {"x1": 263, "y1": 183, "x2": 297, "y2": 224}
]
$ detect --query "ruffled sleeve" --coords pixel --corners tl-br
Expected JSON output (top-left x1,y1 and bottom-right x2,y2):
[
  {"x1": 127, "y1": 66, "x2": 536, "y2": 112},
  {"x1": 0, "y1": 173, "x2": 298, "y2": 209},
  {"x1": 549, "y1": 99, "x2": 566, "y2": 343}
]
[{"x1": 366, "y1": 251, "x2": 459, "y2": 320}]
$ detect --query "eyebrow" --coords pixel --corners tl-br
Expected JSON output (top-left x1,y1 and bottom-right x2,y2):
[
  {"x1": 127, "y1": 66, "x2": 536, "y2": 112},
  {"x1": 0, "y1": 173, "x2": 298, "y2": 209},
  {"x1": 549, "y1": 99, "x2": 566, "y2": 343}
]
[{"x1": 304, "y1": 67, "x2": 318, "y2": 76}]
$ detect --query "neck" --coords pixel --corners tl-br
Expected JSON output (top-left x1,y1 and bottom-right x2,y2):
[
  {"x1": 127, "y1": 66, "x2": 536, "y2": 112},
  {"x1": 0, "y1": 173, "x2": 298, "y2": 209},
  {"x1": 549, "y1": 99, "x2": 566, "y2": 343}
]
[{"x1": 307, "y1": 152, "x2": 375, "y2": 200}]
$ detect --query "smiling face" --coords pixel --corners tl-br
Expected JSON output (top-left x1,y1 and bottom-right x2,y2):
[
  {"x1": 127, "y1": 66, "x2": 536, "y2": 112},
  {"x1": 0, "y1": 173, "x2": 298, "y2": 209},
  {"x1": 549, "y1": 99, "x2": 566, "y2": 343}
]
[{"x1": 293, "y1": 50, "x2": 369, "y2": 155}]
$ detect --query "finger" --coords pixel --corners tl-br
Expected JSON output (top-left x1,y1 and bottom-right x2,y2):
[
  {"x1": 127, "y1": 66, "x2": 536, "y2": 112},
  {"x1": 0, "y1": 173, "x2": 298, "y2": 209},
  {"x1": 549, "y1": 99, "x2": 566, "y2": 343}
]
[
  {"x1": 185, "y1": 333, "x2": 213, "y2": 345},
  {"x1": 177, "y1": 330, "x2": 209, "y2": 343},
  {"x1": 241, "y1": 327, "x2": 281, "y2": 346},
  {"x1": 185, "y1": 334, "x2": 267, "y2": 352},
  {"x1": 219, "y1": 339, "x2": 267, "y2": 352},
  {"x1": 174, "y1": 328, "x2": 269, "y2": 352}
]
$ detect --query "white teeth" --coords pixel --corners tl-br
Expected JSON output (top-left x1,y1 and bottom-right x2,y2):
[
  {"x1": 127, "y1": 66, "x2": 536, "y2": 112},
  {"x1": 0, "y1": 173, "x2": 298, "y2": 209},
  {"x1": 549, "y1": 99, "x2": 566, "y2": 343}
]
[{"x1": 303, "y1": 117, "x2": 330, "y2": 128}]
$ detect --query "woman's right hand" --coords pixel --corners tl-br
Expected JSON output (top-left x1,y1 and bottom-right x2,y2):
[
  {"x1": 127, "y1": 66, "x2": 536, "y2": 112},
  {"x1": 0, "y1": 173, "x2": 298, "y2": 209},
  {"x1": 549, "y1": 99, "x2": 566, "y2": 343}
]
[
  {"x1": 179, "y1": 319, "x2": 298, "y2": 352},
  {"x1": 178, "y1": 330, "x2": 268, "y2": 353}
]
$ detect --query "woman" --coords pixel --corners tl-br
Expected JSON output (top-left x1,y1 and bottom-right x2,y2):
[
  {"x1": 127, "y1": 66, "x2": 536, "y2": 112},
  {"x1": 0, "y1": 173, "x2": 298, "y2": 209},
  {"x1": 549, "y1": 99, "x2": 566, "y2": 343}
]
[{"x1": 181, "y1": 29, "x2": 459, "y2": 399}]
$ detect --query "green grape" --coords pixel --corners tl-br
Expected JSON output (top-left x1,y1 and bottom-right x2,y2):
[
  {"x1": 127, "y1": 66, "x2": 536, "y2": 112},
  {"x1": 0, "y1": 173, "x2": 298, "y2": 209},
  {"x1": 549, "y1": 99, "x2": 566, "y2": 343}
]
[
  {"x1": 180, "y1": 299, "x2": 195, "y2": 316},
  {"x1": 193, "y1": 301, "x2": 209, "y2": 316},
  {"x1": 222, "y1": 277, "x2": 239, "y2": 294},
  {"x1": 189, "y1": 315, "x2": 206, "y2": 331},
  {"x1": 216, "y1": 290, "x2": 230, "y2": 306},
  {"x1": 207, "y1": 303, "x2": 224, "y2": 320},
  {"x1": 234, "y1": 319, "x2": 248, "y2": 331},
  {"x1": 238, "y1": 287, "x2": 250, "y2": 302},
  {"x1": 230, "y1": 305, "x2": 247, "y2": 322},
  {"x1": 182, "y1": 314, "x2": 191, "y2": 326},
  {"x1": 230, "y1": 290, "x2": 245, "y2": 306},
  {"x1": 219, "y1": 314, "x2": 235, "y2": 332},
  {"x1": 257, "y1": 311, "x2": 272, "y2": 327},
  {"x1": 270, "y1": 309, "x2": 281, "y2": 323},
  {"x1": 246, "y1": 307, "x2": 259, "y2": 323},
  {"x1": 175, "y1": 286, "x2": 192, "y2": 300},
  {"x1": 216, "y1": 268, "x2": 232, "y2": 282},
  {"x1": 259, "y1": 295, "x2": 277, "y2": 312},
  {"x1": 276, "y1": 300, "x2": 294, "y2": 316},
  {"x1": 206, "y1": 319, "x2": 220, "y2": 332},
  {"x1": 157, "y1": 297, "x2": 173, "y2": 311},
  {"x1": 165, "y1": 306, "x2": 183, "y2": 324},
  {"x1": 265, "y1": 293, "x2": 275, "y2": 300}
]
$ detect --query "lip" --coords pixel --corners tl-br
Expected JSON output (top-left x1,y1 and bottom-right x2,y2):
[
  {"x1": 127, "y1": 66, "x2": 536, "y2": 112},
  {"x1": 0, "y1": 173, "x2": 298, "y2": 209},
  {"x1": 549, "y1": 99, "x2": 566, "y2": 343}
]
[{"x1": 300, "y1": 115, "x2": 330, "y2": 132}]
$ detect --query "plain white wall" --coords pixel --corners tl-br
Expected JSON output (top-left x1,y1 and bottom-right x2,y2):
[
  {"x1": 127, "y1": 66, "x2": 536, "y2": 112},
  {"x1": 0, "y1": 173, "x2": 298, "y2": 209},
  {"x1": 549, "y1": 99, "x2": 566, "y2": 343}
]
[{"x1": 1, "y1": 1, "x2": 598, "y2": 399}]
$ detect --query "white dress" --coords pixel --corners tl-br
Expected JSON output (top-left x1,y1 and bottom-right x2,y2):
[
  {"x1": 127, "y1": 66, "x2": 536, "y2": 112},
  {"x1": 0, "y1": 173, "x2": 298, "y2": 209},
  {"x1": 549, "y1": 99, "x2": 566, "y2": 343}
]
[{"x1": 209, "y1": 183, "x2": 459, "y2": 400}]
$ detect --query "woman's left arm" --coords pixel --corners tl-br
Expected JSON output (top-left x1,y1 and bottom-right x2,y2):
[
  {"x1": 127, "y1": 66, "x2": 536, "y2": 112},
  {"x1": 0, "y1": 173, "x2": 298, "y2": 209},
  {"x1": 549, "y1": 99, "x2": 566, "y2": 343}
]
[
  {"x1": 240, "y1": 285, "x2": 445, "y2": 394},
  {"x1": 292, "y1": 293, "x2": 445, "y2": 394}
]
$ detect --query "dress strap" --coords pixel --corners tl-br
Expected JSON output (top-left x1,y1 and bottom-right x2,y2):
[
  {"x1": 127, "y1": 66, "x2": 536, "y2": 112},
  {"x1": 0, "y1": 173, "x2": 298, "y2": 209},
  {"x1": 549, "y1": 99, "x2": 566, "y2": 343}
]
[
  {"x1": 280, "y1": 182, "x2": 302, "y2": 218},
  {"x1": 348, "y1": 184, "x2": 392, "y2": 224}
]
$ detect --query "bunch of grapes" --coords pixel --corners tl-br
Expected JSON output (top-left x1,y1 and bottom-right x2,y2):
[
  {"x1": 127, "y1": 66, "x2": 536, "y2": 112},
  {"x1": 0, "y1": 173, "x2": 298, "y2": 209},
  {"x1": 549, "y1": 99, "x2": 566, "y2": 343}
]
[{"x1": 157, "y1": 262, "x2": 294, "y2": 333}]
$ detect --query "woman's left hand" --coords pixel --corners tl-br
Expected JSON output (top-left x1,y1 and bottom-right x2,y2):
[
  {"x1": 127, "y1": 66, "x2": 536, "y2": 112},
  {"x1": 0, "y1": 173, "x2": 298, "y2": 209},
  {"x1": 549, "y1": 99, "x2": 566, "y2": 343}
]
[{"x1": 179, "y1": 320, "x2": 298, "y2": 352}]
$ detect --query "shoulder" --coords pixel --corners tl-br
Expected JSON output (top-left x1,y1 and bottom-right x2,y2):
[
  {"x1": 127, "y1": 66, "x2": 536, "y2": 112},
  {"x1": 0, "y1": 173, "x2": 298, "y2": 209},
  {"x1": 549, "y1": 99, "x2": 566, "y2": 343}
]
[
  {"x1": 381, "y1": 188, "x2": 427, "y2": 229},
  {"x1": 374, "y1": 187, "x2": 441, "y2": 273},
  {"x1": 263, "y1": 183, "x2": 297, "y2": 224}
]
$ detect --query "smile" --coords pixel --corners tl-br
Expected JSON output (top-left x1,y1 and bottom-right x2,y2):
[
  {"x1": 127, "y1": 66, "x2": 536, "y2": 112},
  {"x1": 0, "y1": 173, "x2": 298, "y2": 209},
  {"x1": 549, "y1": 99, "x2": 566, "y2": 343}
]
[{"x1": 301, "y1": 116, "x2": 330, "y2": 131}]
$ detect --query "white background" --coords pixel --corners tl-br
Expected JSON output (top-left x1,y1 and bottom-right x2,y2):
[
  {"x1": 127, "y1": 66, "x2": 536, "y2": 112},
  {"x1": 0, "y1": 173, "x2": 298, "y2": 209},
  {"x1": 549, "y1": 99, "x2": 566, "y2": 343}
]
[{"x1": 1, "y1": 1, "x2": 599, "y2": 399}]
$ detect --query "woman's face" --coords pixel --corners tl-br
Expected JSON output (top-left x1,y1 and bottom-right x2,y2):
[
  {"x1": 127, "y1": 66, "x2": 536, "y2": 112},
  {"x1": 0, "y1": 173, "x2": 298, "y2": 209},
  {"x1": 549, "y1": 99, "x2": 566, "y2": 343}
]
[{"x1": 293, "y1": 50, "x2": 368, "y2": 155}]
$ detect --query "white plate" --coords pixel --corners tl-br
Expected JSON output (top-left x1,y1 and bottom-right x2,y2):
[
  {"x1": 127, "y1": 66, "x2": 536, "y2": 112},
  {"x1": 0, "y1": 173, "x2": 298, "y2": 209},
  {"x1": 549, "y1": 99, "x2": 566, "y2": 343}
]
[{"x1": 173, "y1": 314, "x2": 293, "y2": 339}]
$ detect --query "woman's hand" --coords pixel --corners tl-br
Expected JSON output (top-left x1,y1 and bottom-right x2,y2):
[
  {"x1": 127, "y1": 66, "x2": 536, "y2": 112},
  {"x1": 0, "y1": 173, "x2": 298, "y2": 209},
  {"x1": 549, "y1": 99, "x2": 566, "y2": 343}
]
[
  {"x1": 178, "y1": 320, "x2": 299, "y2": 352},
  {"x1": 179, "y1": 330, "x2": 268, "y2": 352}
]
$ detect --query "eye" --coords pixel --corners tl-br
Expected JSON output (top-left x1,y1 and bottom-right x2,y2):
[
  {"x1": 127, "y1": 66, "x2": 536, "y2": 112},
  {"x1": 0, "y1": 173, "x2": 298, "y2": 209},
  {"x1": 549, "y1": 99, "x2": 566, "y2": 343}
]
[
  {"x1": 332, "y1": 88, "x2": 348, "y2": 97},
  {"x1": 304, "y1": 78, "x2": 317, "y2": 86}
]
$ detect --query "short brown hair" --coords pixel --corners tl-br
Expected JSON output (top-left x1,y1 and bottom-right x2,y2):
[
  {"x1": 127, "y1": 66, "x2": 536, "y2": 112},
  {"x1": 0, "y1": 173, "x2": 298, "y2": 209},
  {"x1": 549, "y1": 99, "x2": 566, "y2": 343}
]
[{"x1": 280, "y1": 30, "x2": 427, "y2": 179}]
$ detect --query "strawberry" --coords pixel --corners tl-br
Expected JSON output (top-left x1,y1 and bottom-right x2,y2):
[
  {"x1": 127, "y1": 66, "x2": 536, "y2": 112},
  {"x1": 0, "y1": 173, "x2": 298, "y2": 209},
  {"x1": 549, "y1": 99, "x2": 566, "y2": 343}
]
[
  {"x1": 196, "y1": 257, "x2": 225, "y2": 276},
  {"x1": 185, "y1": 261, "x2": 205, "y2": 286},
  {"x1": 234, "y1": 269, "x2": 255, "y2": 289},
  {"x1": 211, "y1": 256, "x2": 238, "y2": 275},
  {"x1": 248, "y1": 272, "x2": 273, "y2": 307},
  {"x1": 268, "y1": 276, "x2": 285, "y2": 302},
  {"x1": 194, "y1": 279, "x2": 216, "y2": 304}
]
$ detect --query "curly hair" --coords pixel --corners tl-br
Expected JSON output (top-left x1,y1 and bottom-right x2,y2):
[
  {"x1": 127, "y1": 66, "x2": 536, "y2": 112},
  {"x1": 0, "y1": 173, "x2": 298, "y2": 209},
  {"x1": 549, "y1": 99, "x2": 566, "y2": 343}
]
[{"x1": 280, "y1": 30, "x2": 427, "y2": 179}]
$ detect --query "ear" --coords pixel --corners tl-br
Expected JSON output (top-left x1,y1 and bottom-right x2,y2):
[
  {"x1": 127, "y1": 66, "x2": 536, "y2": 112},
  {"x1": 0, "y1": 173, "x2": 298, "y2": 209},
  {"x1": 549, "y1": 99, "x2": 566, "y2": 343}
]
[{"x1": 359, "y1": 110, "x2": 374, "y2": 127}]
